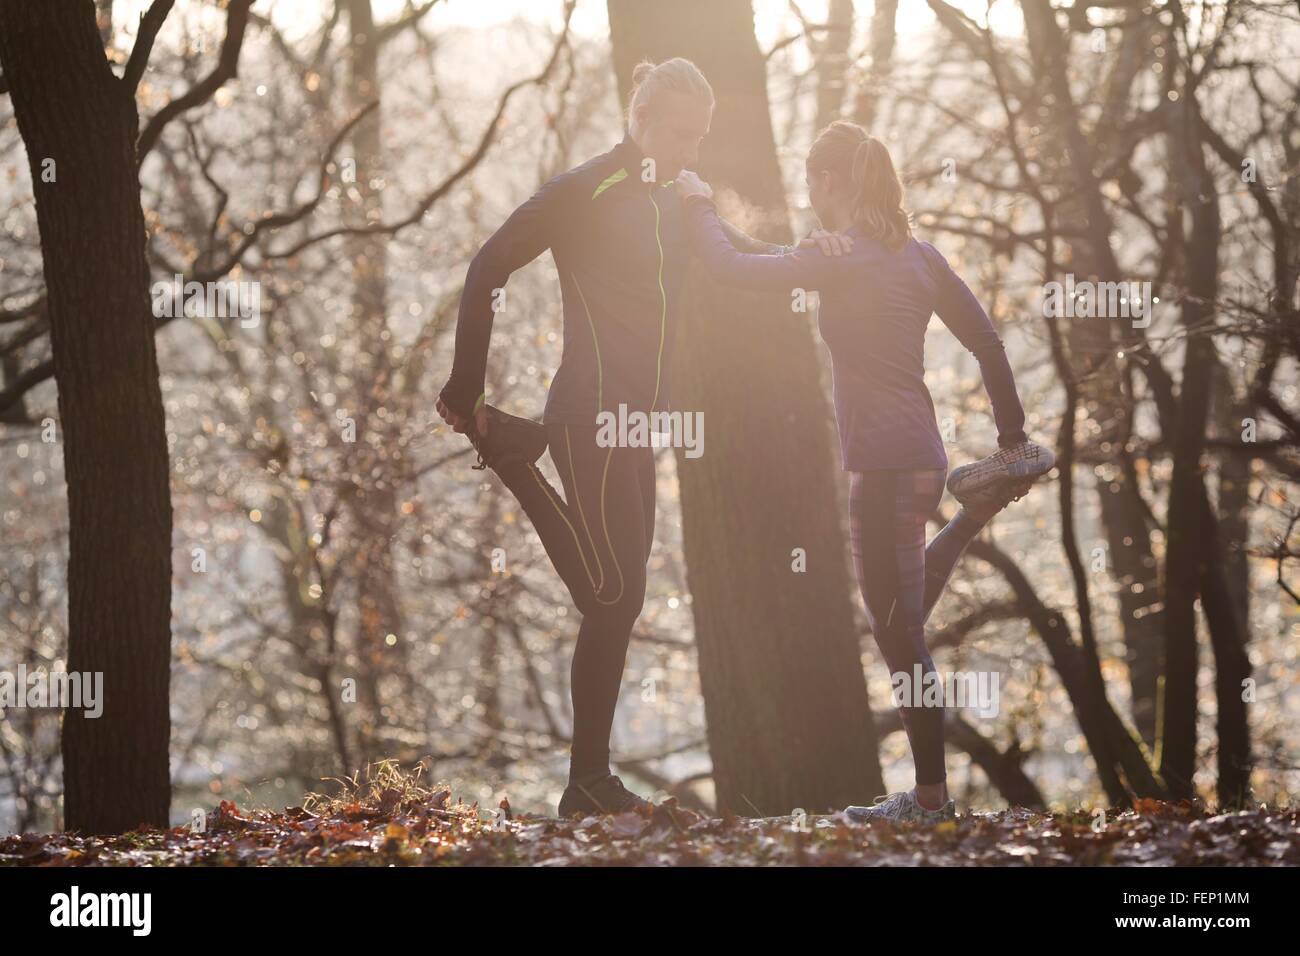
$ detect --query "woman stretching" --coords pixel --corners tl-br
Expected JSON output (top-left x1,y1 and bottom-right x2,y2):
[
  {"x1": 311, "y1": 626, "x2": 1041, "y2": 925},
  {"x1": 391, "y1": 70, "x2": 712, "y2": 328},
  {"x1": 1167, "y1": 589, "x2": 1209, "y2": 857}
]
[{"x1": 675, "y1": 121, "x2": 1054, "y2": 823}]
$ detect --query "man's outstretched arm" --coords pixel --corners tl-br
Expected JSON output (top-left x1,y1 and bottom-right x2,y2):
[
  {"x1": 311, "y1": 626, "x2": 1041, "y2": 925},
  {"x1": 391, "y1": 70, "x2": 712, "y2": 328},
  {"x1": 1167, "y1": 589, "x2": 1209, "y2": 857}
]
[
  {"x1": 683, "y1": 195, "x2": 838, "y2": 292},
  {"x1": 717, "y1": 213, "x2": 852, "y2": 259},
  {"x1": 717, "y1": 217, "x2": 790, "y2": 255}
]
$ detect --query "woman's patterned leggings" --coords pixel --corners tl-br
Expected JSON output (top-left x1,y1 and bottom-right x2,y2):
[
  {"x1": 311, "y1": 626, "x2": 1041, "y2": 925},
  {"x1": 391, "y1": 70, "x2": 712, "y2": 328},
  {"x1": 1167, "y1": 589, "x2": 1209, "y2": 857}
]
[{"x1": 848, "y1": 468, "x2": 987, "y2": 786}]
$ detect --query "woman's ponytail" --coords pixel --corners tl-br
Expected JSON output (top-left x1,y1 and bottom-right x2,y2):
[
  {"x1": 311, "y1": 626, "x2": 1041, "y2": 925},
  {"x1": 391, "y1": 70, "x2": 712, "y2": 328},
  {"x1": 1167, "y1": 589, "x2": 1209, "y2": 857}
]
[
  {"x1": 809, "y1": 121, "x2": 913, "y2": 252},
  {"x1": 850, "y1": 136, "x2": 912, "y2": 252}
]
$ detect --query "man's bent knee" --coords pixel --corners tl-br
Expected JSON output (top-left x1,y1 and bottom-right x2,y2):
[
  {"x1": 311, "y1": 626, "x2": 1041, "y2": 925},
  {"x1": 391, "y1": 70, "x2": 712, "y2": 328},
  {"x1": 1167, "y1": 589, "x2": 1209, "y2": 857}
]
[{"x1": 577, "y1": 582, "x2": 645, "y2": 628}]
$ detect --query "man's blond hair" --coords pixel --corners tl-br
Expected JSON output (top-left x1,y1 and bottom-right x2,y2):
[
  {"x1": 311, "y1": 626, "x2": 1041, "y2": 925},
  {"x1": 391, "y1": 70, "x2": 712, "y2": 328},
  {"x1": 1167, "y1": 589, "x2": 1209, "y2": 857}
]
[{"x1": 628, "y1": 57, "x2": 714, "y2": 122}]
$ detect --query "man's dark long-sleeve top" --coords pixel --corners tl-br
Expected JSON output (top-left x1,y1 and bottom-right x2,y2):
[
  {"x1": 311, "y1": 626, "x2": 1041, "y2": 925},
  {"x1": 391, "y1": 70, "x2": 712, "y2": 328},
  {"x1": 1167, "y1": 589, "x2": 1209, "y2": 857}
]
[
  {"x1": 440, "y1": 135, "x2": 698, "y2": 426},
  {"x1": 683, "y1": 195, "x2": 1028, "y2": 472}
]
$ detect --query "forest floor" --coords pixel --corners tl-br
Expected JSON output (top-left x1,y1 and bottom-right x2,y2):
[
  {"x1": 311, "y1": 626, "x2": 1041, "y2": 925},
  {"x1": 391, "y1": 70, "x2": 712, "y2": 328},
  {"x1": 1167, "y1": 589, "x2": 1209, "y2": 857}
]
[{"x1": 3, "y1": 766, "x2": 1298, "y2": 866}]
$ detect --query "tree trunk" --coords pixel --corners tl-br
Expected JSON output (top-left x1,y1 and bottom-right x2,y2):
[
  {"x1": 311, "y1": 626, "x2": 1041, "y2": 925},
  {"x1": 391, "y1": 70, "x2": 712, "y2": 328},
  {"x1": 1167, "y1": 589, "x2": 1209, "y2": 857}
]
[
  {"x1": 852, "y1": 0, "x2": 897, "y2": 129},
  {"x1": 1211, "y1": 365, "x2": 1251, "y2": 639},
  {"x1": 1157, "y1": 19, "x2": 1245, "y2": 801},
  {"x1": 811, "y1": 0, "x2": 853, "y2": 134},
  {"x1": 345, "y1": 0, "x2": 406, "y2": 768},
  {"x1": 1157, "y1": 54, "x2": 1252, "y2": 804},
  {"x1": 1018, "y1": 0, "x2": 1166, "y2": 750},
  {"x1": 1207, "y1": 360, "x2": 1253, "y2": 807},
  {"x1": 0, "y1": 0, "x2": 172, "y2": 834},
  {"x1": 1013, "y1": 0, "x2": 1179, "y2": 805},
  {"x1": 607, "y1": 0, "x2": 883, "y2": 815}
]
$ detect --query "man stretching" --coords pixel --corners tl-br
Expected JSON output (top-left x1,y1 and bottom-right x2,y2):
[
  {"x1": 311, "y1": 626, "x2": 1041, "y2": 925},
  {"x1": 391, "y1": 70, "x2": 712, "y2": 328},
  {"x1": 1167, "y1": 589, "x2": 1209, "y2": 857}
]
[{"x1": 438, "y1": 58, "x2": 725, "y2": 816}]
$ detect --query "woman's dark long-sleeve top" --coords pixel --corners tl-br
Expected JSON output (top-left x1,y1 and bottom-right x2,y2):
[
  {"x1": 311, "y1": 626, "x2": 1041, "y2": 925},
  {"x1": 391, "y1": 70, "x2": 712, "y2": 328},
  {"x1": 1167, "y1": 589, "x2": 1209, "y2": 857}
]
[{"x1": 684, "y1": 195, "x2": 1027, "y2": 472}]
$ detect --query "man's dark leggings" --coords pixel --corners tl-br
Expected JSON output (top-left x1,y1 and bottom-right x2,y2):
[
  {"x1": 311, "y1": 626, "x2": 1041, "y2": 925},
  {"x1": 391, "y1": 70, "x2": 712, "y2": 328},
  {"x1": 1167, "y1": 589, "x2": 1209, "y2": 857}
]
[
  {"x1": 849, "y1": 468, "x2": 987, "y2": 786},
  {"x1": 495, "y1": 424, "x2": 655, "y2": 782}
]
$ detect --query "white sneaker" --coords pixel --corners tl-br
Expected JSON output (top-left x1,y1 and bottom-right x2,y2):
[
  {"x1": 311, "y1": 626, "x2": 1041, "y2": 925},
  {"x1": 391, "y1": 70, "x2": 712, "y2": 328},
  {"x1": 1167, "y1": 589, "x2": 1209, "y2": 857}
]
[
  {"x1": 946, "y1": 439, "x2": 1055, "y2": 511},
  {"x1": 842, "y1": 789, "x2": 956, "y2": 824}
]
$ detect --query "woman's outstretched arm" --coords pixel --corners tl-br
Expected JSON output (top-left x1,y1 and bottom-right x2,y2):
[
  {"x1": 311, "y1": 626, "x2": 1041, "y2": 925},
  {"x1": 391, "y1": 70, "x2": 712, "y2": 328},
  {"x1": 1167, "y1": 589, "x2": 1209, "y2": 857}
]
[{"x1": 922, "y1": 241, "x2": 1028, "y2": 447}]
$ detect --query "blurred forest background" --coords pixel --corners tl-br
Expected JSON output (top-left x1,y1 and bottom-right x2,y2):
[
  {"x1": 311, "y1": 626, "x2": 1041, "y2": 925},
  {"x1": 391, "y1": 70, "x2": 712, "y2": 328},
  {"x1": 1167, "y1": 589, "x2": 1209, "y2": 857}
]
[{"x1": 0, "y1": 0, "x2": 1297, "y2": 834}]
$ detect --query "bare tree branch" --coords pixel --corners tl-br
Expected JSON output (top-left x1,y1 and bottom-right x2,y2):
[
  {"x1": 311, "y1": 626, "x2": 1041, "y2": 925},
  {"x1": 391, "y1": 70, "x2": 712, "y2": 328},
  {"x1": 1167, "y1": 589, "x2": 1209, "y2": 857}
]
[
  {"x1": 122, "y1": 0, "x2": 175, "y2": 94},
  {"x1": 0, "y1": 294, "x2": 46, "y2": 326},
  {"x1": 0, "y1": 1, "x2": 581, "y2": 418},
  {"x1": 377, "y1": 0, "x2": 442, "y2": 46},
  {"x1": 136, "y1": 0, "x2": 253, "y2": 163},
  {"x1": 0, "y1": 356, "x2": 54, "y2": 414},
  {"x1": 260, "y1": 0, "x2": 577, "y2": 260},
  {"x1": 191, "y1": 99, "x2": 379, "y2": 281}
]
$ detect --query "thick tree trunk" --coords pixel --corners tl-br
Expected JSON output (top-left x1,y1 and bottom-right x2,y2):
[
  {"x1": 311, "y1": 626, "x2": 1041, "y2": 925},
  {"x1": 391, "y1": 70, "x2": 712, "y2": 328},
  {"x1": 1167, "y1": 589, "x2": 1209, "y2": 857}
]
[
  {"x1": 607, "y1": 0, "x2": 883, "y2": 815},
  {"x1": 0, "y1": 0, "x2": 172, "y2": 834}
]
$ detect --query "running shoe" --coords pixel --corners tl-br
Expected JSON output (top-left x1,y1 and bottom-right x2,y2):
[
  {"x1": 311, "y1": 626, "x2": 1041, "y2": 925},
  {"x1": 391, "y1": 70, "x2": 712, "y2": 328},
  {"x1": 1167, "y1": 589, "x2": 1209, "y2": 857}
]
[
  {"x1": 557, "y1": 773, "x2": 652, "y2": 817},
  {"x1": 467, "y1": 404, "x2": 548, "y2": 472},
  {"x1": 842, "y1": 789, "x2": 956, "y2": 825},
  {"x1": 946, "y1": 438, "x2": 1055, "y2": 510}
]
